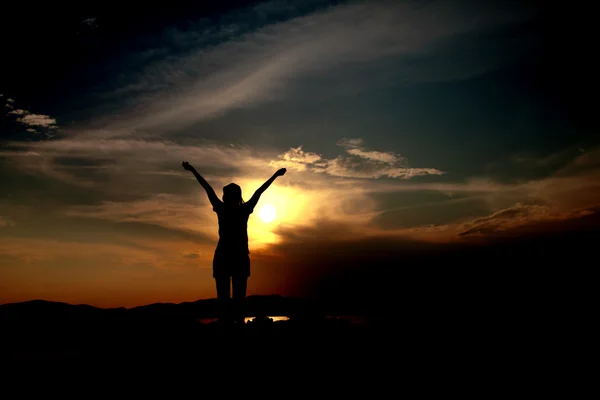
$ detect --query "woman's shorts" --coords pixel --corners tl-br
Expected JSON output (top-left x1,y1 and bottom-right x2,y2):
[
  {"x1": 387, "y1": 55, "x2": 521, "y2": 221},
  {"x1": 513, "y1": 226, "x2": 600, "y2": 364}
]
[{"x1": 213, "y1": 250, "x2": 250, "y2": 278}]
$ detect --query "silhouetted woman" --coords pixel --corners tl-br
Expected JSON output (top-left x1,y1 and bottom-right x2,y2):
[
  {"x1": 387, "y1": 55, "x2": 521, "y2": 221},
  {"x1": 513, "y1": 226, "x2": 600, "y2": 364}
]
[{"x1": 182, "y1": 161, "x2": 286, "y2": 324}]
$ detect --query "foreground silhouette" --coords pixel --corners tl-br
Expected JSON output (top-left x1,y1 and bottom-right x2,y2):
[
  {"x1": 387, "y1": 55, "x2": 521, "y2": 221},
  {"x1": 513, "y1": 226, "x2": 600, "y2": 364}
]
[{"x1": 182, "y1": 161, "x2": 286, "y2": 325}]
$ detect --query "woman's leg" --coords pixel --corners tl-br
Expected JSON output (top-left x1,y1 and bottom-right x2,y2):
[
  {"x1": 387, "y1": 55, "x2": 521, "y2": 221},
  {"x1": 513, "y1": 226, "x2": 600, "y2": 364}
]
[
  {"x1": 215, "y1": 274, "x2": 231, "y2": 322},
  {"x1": 231, "y1": 275, "x2": 248, "y2": 324}
]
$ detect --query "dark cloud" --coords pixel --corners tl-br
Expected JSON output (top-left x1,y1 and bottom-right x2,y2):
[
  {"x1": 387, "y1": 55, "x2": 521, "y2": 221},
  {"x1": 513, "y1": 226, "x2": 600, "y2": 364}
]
[
  {"x1": 252, "y1": 211, "x2": 599, "y2": 314},
  {"x1": 459, "y1": 204, "x2": 599, "y2": 238},
  {"x1": 53, "y1": 155, "x2": 115, "y2": 168},
  {"x1": 80, "y1": 17, "x2": 98, "y2": 30},
  {"x1": 251, "y1": 219, "x2": 449, "y2": 305},
  {"x1": 373, "y1": 198, "x2": 489, "y2": 230},
  {"x1": 0, "y1": 213, "x2": 214, "y2": 249},
  {"x1": 483, "y1": 146, "x2": 586, "y2": 184},
  {"x1": 0, "y1": 157, "x2": 138, "y2": 208},
  {"x1": 0, "y1": 1, "x2": 345, "y2": 123},
  {"x1": 368, "y1": 190, "x2": 489, "y2": 229},
  {"x1": 0, "y1": 158, "x2": 103, "y2": 207},
  {"x1": 182, "y1": 251, "x2": 200, "y2": 259}
]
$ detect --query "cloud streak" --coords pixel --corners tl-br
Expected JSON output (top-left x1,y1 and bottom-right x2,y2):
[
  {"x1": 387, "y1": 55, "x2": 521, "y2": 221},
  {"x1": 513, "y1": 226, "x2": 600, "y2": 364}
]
[
  {"x1": 0, "y1": 216, "x2": 16, "y2": 228},
  {"x1": 458, "y1": 203, "x2": 595, "y2": 237},
  {"x1": 2, "y1": 139, "x2": 599, "y2": 306},
  {"x1": 69, "y1": 0, "x2": 533, "y2": 137},
  {"x1": 5, "y1": 138, "x2": 600, "y2": 243},
  {"x1": 270, "y1": 138, "x2": 444, "y2": 179}
]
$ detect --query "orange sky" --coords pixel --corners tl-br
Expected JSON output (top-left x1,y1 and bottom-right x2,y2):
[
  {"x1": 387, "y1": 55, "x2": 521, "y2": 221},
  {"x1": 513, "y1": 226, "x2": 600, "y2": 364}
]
[{"x1": 1, "y1": 143, "x2": 599, "y2": 308}]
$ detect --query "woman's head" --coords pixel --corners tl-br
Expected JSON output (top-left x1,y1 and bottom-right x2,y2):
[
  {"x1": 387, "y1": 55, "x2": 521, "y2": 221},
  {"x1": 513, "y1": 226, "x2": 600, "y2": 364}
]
[{"x1": 222, "y1": 183, "x2": 244, "y2": 205}]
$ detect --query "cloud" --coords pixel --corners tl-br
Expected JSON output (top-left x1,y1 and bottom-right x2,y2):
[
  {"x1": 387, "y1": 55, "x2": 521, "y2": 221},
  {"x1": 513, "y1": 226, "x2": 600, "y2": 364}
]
[
  {"x1": 249, "y1": 218, "x2": 441, "y2": 298},
  {"x1": 458, "y1": 203, "x2": 595, "y2": 236},
  {"x1": 3, "y1": 97, "x2": 15, "y2": 109},
  {"x1": 81, "y1": 17, "x2": 97, "y2": 28},
  {"x1": 16, "y1": 137, "x2": 260, "y2": 167},
  {"x1": 483, "y1": 146, "x2": 591, "y2": 184},
  {"x1": 2, "y1": 137, "x2": 277, "y2": 191},
  {"x1": 69, "y1": 0, "x2": 532, "y2": 136},
  {"x1": 2, "y1": 140, "x2": 599, "y2": 308},
  {"x1": 182, "y1": 250, "x2": 201, "y2": 259},
  {"x1": 8, "y1": 109, "x2": 57, "y2": 128},
  {"x1": 270, "y1": 138, "x2": 444, "y2": 179},
  {"x1": 4, "y1": 135, "x2": 599, "y2": 258},
  {"x1": 337, "y1": 138, "x2": 401, "y2": 164},
  {"x1": 268, "y1": 146, "x2": 323, "y2": 172},
  {"x1": 19, "y1": 114, "x2": 56, "y2": 127},
  {"x1": 6, "y1": 105, "x2": 58, "y2": 139},
  {"x1": 0, "y1": 216, "x2": 16, "y2": 228},
  {"x1": 251, "y1": 209, "x2": 599, "y2": 309},
  {"x1": 64, "y1": 193, "x2": 216, "y2": 237},
  {"x1": 2, "y1": 134, "x2": 388, "y2": 256}
]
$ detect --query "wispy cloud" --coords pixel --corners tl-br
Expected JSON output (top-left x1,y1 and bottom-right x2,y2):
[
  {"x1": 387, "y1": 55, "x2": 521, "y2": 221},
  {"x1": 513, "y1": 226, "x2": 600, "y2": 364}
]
[
  {"x1": 338, "y1": 138, "x2": 401, "y2": 164},
  {"x1": 64, "y1": 193, "x2": 215, "y2": 237},
  {"x1": 458, "y1": 203, "x2": 595, "y2": 237},
  {"x1": 270, "y1": 138, "x2": 444, "y2": 179},
  {"x1": 70, "y1": 0, "x2": 532, "y2": 137},
  {"x1": 6, "y1": 138, "x2": 599, "y2": 237},
  {"x1": 3, "y1": 137, "x2": 275, "y2": 190},
  {"x1": 182, "y1": 250, "x2": 201, "y2": 259}
]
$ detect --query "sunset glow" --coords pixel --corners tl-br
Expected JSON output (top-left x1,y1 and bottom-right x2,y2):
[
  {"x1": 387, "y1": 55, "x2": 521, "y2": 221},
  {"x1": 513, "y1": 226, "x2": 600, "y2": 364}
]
[
  {"x1": 1, "y1": 1, "x2": 598, "y2": 309},
  {"x1": 258, "y1": 204, "x2": 277, "y2": 223}
]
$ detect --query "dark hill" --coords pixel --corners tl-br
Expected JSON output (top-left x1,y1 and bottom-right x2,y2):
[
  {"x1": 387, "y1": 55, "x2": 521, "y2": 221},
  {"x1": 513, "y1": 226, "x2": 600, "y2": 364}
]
[{"x1": 0, "y1": 295, "x2": 326, "y2": 322}]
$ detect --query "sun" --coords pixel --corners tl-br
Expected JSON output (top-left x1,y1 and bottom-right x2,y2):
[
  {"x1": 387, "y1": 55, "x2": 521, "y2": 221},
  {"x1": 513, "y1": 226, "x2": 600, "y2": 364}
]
[{"x1": 258, "y1": 203, "x2": 277, "y2": 223}]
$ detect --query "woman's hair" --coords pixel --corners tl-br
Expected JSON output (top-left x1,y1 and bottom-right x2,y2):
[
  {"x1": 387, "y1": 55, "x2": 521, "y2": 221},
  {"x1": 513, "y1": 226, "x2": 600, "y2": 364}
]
[{"x1": 222, "y1": 183, "x2": 244, "y2": 205}]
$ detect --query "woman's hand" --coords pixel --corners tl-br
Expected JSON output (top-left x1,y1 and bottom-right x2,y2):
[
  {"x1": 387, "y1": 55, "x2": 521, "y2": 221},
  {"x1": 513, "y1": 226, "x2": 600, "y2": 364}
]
[
  {"x1": 275, "y1": 168, "x2": 287, "y2": 177},
  {"x1": 182, "y1": 161, "x2": 193, "y2": 171}
]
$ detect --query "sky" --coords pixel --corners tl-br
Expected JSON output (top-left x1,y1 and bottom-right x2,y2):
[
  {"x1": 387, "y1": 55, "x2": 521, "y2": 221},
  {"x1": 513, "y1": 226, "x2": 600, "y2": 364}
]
[{"x1": 1, "y1": 0, "x2": 599, "y2": 308}]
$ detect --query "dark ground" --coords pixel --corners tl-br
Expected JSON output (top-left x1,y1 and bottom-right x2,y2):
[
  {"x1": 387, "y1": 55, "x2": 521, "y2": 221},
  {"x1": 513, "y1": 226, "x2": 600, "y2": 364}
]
[
  {"x1": 0, "y1": 286, "x2": 586, "y2": 372},
  {"x1": 0, "y1": 284, "x2": 590, "y2": 394}
]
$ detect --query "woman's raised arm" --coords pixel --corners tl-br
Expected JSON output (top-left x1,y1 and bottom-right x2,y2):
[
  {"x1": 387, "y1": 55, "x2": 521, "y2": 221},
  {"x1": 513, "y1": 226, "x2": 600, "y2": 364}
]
[
  {"x1": 247, "y1": 168, "x2": 286, "y2": 209},
  {"x1": 182, "y1": 161, "x2": 222, "y2": 208}
]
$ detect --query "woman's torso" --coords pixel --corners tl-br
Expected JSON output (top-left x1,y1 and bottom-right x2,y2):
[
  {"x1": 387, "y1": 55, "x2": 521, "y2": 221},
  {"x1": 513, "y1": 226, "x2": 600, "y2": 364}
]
[{"x1": 215, "y1": 204, "x2": 251, "y2": 254}]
